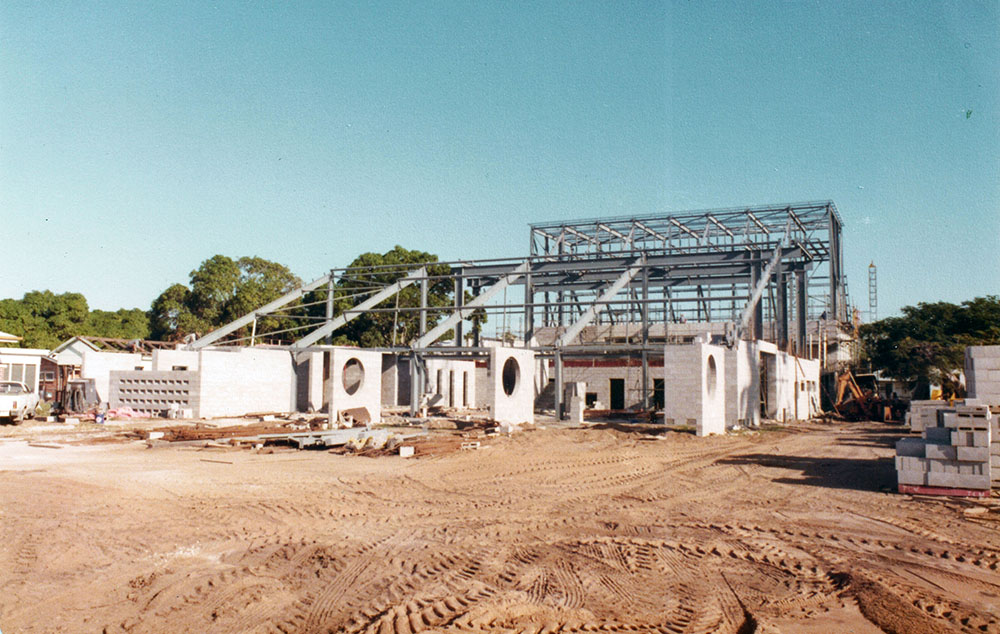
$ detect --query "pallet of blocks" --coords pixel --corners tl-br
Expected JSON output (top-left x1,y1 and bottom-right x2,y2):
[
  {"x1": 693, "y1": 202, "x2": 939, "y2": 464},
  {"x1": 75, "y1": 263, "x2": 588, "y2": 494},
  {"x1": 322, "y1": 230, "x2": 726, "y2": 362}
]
[
  {"x1": 895, "y1": 405, "x2": 992, "y2": 497},
  {"x1": 905, "y1": 400, "x2": 947, "y2": 432}
]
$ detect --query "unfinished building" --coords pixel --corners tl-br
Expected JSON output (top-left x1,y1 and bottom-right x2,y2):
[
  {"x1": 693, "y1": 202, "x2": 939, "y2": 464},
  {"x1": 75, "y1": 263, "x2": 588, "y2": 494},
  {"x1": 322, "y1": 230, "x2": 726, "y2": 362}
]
[{"x1": 106, "y1": 201, "x2": 851, "y2": 433}]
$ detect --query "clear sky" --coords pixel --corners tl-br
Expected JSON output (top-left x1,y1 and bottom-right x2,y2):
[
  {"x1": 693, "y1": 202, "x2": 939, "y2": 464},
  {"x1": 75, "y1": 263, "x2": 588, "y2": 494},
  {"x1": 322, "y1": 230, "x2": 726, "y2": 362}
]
[{"x1": 2, "y1": 1, "x2": 997, "y2": 318}]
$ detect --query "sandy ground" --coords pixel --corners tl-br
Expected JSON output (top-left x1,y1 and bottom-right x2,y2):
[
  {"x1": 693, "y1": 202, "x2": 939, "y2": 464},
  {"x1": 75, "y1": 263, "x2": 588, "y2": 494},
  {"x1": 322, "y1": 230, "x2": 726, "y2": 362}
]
[{"x1": 1, "y1": 418, "x2": 999, "y2": 634}]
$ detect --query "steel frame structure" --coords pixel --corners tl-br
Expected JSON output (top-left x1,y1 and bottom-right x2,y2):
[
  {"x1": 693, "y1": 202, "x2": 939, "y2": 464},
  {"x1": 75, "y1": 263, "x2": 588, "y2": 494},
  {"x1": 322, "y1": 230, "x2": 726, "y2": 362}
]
[{"x1": 190, "y1": 201, "x2": 847, "y2": 417}]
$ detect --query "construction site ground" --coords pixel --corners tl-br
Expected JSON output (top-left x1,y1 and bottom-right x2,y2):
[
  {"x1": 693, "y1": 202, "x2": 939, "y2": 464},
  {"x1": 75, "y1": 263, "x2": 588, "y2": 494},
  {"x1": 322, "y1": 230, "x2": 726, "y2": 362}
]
[{"x1": 2, "y1": 416, "x2": 999, "y2": 634}]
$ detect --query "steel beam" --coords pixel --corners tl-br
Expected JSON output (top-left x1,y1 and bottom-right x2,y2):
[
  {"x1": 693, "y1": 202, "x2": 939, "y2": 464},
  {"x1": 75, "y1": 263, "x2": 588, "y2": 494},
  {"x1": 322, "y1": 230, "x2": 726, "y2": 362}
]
[
  {"x1": 291, "y1": 267, "x2": 425, "y2": 350},
  {"x1": 189, "y1": 273, "x2": 333, "y2": 349},
  {"x1": 735, "y1": 243, "x2": 784, "y2": 342},
  {"x1": 556, "y1": 261, "x2": 642, "y2": 347},
  {"x1": 411, "y1": 261, "x2": 530, "y2": 349},
  {"x1": 796, "y1": 270, "x2": 808, "y2": 355}
]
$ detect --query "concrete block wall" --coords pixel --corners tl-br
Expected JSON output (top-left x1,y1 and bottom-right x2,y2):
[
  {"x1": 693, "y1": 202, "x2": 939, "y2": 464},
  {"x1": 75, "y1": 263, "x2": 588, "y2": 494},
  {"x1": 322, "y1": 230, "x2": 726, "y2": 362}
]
[
  {"x1": 110, "y1": 370, "x2": 199, "y2": 416},
  {"x1": 663, "y1": 343, "x2": 726, "y2": 436},
  {"x1": 724, "y1": 341, "x2": 759, "y2": 428},
  {"x1": 197, "y1": 348, "x2": 295, "y2": 418},
  {"x1": 294, "y1": 351, "x2": 324, "y2": 412},
  {"x1": 475, "y1": 364, "x2": 491, "y2": 409},
  {"x1": 81, "y1": 349, "x2": 151, "y2": 404},
  {"x1": 326, "y1": 348, "x2": 383, "y2": 423},
  {"x1": 489, "y1": 346, "x2": 535, "y2": 424},
  {"x1": 793, "y1": 356, "x2": 821, "y2": 419},
  {"x1": 761, "y1": 349, "x2": 819, "y2": 421},
  {"x1": 425, "y1": 358, "x2": 477, "y2": 409},
  {"x1": 152, "y1": 349, "x2": 200, "y2": 371},
  {"x1": 381, "y1": 355, "x2": 400, "y2": 407},
  {"x1": 967, "y1": 346, "x2": 1000, "y2": 404},
  {"x1": 560, "y1": 364, "x2": 647, "y2": 410}
]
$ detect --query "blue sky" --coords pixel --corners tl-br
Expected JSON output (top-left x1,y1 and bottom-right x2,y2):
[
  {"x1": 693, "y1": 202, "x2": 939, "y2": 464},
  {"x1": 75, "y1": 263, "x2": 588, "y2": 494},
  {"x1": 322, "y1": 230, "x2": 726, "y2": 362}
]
[{"x1": 2, "y1": 1, "x2": 997, "y2": 318}]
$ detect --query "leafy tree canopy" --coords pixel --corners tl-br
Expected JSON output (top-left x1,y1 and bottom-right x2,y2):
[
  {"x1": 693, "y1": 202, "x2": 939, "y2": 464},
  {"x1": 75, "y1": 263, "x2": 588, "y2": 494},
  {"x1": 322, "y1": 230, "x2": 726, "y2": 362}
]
[
  {"x1": 3, "y1": 247, "x2": 477, "y2": 349},
  {"x1": 859, "y1": 295, "x2": 1000, "y2": 385},
  {"x1": 309, "y1": 245, "x2": 456, "y2": 347},
  {"x1": 0, "y1": 291, "x2": 151, "y2": 348},
  {"x1": 150, "y1": 255, "x2": 301, "y2": 342}
]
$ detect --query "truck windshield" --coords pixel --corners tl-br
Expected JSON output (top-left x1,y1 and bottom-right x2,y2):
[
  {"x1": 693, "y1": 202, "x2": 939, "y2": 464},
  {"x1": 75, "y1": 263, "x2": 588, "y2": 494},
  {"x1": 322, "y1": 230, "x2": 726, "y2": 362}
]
[{"x1": 0, "y1": 382, "x2": 26, "y2": 394}]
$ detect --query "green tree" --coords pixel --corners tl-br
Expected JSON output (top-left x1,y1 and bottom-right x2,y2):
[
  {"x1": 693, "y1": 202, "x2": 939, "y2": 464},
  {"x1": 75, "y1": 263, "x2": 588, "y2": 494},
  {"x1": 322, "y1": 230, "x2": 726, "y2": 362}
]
[
  {"x1": 86, "y1": 308, "x2": 152, "y2": 340},
  {"x1": 0, "y1": 291, "x2": 90, "y2": 348},
  {"x1": 310, "y1": 246, "x2": 454, "y2": 347},
  {"x1": 150, "y1": 283, "x2": 201, "y2": 341},
  {"x1": 188, "y1": 255, "x2": 242, "y2": 325},
  {"x1": 859, "y1": 295, "x2": 1000, "y2": 390},
  {"x1": 149, "y1": 255, "x2": 301, "y2": 342}
]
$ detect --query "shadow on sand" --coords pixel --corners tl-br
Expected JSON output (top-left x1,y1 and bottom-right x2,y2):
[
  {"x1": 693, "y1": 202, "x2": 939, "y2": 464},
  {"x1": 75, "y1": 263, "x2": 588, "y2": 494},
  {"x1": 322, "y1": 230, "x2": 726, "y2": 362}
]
[{"x1": 717, "y1": 452, "x2": 897, "y2": 492}]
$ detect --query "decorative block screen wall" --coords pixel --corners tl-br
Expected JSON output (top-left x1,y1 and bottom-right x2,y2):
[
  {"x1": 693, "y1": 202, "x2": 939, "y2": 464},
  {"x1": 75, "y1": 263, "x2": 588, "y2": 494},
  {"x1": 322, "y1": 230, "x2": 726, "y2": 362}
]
[{"x1": 110, "y1": 370, "x2": 200, "y2": 417}]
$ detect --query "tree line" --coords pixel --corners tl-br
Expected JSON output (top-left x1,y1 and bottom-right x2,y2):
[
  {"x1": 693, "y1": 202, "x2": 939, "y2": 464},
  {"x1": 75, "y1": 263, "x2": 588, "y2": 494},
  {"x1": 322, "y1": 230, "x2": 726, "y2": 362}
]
[
  {"x1": 858, "y1": 295, "x2": 1000, "y2": 390},
  {"x1": 0, "y1": 246, "x2": 472, "y2": 349}
]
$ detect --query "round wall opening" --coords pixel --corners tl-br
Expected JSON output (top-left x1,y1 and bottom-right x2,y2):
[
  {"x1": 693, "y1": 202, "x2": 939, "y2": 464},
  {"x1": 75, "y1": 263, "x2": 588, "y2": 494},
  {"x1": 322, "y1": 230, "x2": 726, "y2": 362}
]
[
  {"x1": 342, "y1": 358, "x2": 364, "y2": 395},
  {"x1": 706, "y1": 354, "x2": 717, "y2": 398},
  {"x1": 501, "y1": 357, "x2": 520, "y2": 396}
]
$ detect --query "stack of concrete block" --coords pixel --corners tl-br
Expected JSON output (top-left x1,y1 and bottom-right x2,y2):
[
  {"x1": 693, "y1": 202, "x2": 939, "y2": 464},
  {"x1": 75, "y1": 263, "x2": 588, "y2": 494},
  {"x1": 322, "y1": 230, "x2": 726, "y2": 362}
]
[
  {"x1": 990, "y1": 405, "x2": 1000, "y2": 489},
  {"x1": 966, "y1": 346, "x2": 1000, "y2": 403},
  {"x1": 905, "y1": 400, "x2": 947, "y2": 432},
  {"x1": 895, "y1": 405, "x2": 992, "y2": 493},
  {"x1": 964, "y1": 345, "x2": 1000, "y2": 488}
]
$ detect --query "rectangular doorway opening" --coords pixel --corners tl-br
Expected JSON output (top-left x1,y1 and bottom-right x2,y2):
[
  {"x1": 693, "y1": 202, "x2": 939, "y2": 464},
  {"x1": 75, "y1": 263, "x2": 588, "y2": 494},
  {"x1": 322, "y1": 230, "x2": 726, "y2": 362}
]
[
  {"x1": 652, "y1": 378, "x2": 664, "y2": 410},
  {"x1": 610, "y1": 378, "x2": 625, "y2": 410}
]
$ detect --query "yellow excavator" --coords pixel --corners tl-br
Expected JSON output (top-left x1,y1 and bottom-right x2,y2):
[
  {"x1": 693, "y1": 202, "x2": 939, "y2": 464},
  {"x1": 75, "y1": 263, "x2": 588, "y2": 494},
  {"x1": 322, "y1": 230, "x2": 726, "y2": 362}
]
[{"x1": 832, "y1": 371, "x2": 903, "y2": 422}]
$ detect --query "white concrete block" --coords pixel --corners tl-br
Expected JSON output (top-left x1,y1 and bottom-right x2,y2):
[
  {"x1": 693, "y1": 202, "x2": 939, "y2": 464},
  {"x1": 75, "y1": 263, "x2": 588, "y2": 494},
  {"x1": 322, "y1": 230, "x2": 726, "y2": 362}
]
[
  {"x1": 956, "y1": 446, "x2": 990, "y2": 462},
  {"x1": 924, "y1": 427, "x2": 951, "y2": 443},
  {"x1": 895, "y1": 437, "x2": 925, "y2": 457},
  {"x1": 923, "y1": 444, "x2": 957, "y2": 460},
  {"x1": 926, "y1": 471, "x2": 990, "y2": 490},
  {"x1": 489, "y1": 347, "x2": 535, "y2": 424},
  {"x1": 896, "y1": 469, "x2": 927, "y2": 486},
  {"x1": 952, "y1": 430, "x2": 990, "y2": 447}
]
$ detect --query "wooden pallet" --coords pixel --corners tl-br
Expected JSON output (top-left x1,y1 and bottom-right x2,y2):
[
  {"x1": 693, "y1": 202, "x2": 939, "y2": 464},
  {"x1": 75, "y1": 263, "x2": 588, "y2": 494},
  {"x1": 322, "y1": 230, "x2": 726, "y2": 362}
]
[{"x1": 899, "y1": 484, "x2": 991, "y2": 498}]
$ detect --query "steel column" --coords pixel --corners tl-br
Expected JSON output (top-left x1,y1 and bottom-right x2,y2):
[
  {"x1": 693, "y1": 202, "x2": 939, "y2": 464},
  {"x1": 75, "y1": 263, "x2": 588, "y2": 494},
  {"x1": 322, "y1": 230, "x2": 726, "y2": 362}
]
[
  {"x1": 796, "y1": 270, "x2": 807, "y2": 356},
  {"x1": 554, "y1": 350, "x2": 563, "y2": 419}
]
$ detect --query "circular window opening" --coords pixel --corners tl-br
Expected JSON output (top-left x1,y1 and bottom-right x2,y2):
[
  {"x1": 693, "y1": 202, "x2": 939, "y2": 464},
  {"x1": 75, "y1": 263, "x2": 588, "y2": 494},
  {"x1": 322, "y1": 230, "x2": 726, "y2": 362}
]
[
  {"x1": 501, "y1": 357, "x2": 520, "y2": 396},
  {"x1": 706, "y1": 354, "x2": 717, "y2": 398},
  {"x1": 342, "y1": 358, "x2": 364, "y2": 395}
]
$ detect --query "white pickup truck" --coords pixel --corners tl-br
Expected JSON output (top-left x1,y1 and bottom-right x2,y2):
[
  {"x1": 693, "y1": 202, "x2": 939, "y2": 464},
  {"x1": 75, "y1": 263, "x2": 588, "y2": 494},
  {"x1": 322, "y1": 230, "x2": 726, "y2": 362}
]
[{"x1": 0, "y1": 381, "x2": 39, "y2": 424}]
